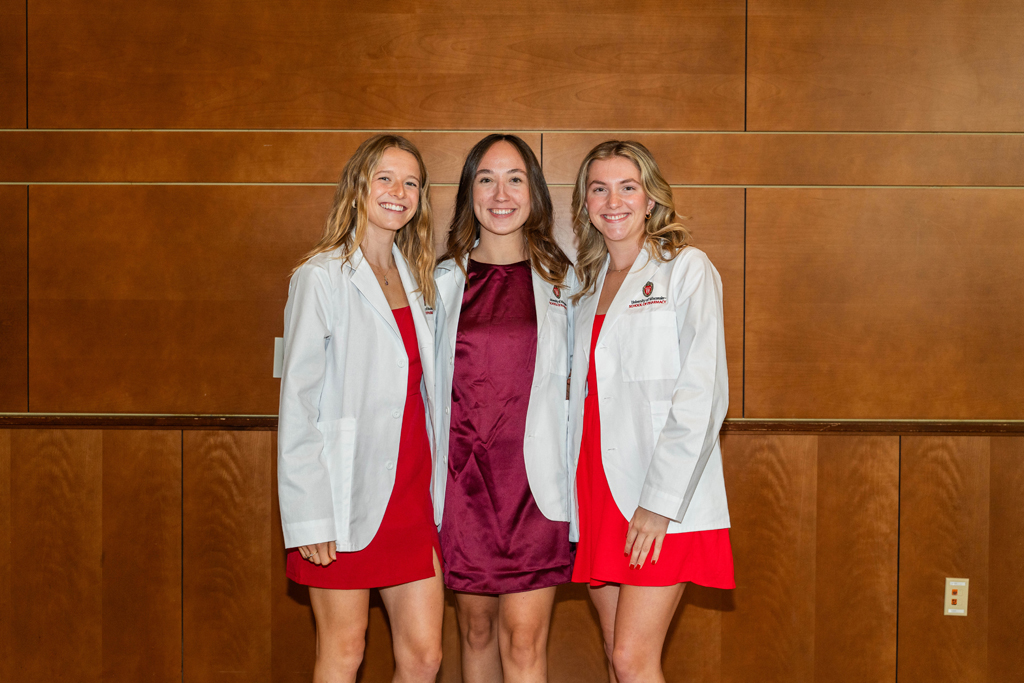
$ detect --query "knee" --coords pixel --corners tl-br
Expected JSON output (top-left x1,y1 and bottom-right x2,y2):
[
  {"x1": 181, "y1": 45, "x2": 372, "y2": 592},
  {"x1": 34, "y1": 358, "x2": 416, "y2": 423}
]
[
  {"x1": 462, "y1": 613, "x2": 498, "y2": 651},
  {"x1": 611, "y1": 640, "x2": 657, "y2": 683},
  {"x1": 315, "y1": 636, "x2": 365, "y2": 682},
  {"x1": 503, "y1": 624, "x2": 546, "y2": 671},
  {"x1": 395, "y1": 638, "x2": 443, "y2": 679}
]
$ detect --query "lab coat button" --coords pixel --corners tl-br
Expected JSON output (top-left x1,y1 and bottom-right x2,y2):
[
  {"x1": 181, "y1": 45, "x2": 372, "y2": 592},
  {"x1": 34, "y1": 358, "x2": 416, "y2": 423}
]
[
  {"x1": 392, "y1": 409, "x2": 401, "y2": 418},
  {"x1": 385, "y1": 461, "x2": 395, "y2": 470},
  {"x1": 445, "y1": 407, "x2": 450, "y2": 414},
  {"x1": 398, "y1": 359, "x2": 406, "y2": 368}
]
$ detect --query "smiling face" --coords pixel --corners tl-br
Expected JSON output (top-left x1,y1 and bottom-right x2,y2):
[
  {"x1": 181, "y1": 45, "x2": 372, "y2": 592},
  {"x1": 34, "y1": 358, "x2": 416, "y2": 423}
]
[
  {"x1": 472, "y1": 141, "x2": 531, "y2": 238},
  {"x1": 585, "y1": 155, "x2": 656, "y2": 250},
  {"x1": 364, "y1": 147, "x2": 422, "y2": 235}
]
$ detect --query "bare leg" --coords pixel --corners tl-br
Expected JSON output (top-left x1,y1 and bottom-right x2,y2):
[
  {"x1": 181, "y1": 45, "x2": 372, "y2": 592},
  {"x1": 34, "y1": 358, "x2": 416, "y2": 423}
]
[
  {"x1": 497, "y1": 587, "x2": 557, "y2": 683},
  {"x1": 610, "y1": 583, "x2": 686, "y2": 683},
  {"x1": 587, "y1": 584, "x2": 620, "y2": 683},
  {"x1": 308, "y1": 587, "x2": 371, "y2": 683},
  {"x1": 454, "y1": 592, "x2": 503, "y2": 683},
  {"x1": 379, "y1": 550, "x2": 445, "y2": 683}
]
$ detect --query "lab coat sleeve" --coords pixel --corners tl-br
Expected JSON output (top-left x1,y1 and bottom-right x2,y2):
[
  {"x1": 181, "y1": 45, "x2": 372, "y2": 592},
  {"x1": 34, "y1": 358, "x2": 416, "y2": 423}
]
[
  {"x1": 638, "y1": 252, "x2": 728, "y2": 523},
  {"x1": 277, "y1": 263, "x2": 339, "y2": 548}
]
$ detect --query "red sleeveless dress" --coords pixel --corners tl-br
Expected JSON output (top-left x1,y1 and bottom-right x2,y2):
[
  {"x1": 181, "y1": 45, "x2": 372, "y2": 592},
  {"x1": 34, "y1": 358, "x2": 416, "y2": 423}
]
[
  {"x1": 286, "y1": 306, "x2": 441, "y2": 589},
  {"x1": 572, "y1": 314, "x2": 735, "y2": 588}
]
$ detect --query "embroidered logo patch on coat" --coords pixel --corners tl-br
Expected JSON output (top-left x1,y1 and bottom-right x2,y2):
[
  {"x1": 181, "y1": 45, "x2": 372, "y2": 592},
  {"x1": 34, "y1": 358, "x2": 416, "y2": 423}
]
[
  {"x1": 553, "y1": 285, "x2": 561, "y2": 298},
  {"x1": 643, "y1": 281, "x2": 654, "y2": 297}
]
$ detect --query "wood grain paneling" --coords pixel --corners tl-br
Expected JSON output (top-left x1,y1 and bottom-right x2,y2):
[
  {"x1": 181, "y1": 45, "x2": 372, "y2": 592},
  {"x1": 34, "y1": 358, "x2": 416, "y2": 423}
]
[
  {"x1": 987, "y1": 437, "x2": 1024, "y2": 682},
  {"x1": 9, "y1": 430, "x2": 103, "y2": 683},
  {"x1": 547, "y1": 584, "x2": 608, "y2": 683},
  {"x1": 748, "y1": 1, "x2": 1024, "y2": 131},
  {"x1": 29, "y1": 185, "x2": 332, "y2": 413},
  {"x1": 28, "y1": 1, "x2": 744, "y2": 130},
  {"x1": 0, "y1": 431, "x2": 9, "y2": 683},
  {"x1": 183, "y1": 430, "x2": 273, "y2": 683},
  {"x1": 899, "y1": 437, "x2": 990, "y2": 683},
  {"x1": 542, "y1": 132, "x2": 1024, "y2": 187},
  {"x1": 552, "y1": 186, "x2": 744, "y2": 417},
  {"x1": 746, "y1": 188, "x2": 1024, "y2": 419},
  {"x1": 813, "y1": 435, "x2": 898, "y2": 682},
  {"x1": 0, "y1": 131, "x2": 540, "y2": 184},
  {"x1": 663, "y1": 585, "x2": 728, "y2": 683},
  {"x1": 102, "y1": 430, "x2": 182, "y2": 683},
  {"x1": 0, "y1": 186, "x2": 27, "y2": 412},
  {"x1": 721, "y1": 435, "x2": 817, "y2": 682},
  {"x1": 270, "y1": 433, "x2": 316, "y2": 683},
  {"x1": 0, "y1": 0, "x2": 25, "y2": 128}
]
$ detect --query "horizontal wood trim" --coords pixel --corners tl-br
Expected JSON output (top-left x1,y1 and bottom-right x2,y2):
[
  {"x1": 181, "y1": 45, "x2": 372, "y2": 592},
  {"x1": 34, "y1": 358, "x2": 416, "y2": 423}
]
[{"x1": 3, "y1": 415, "x2": 1024, "y2": 434}]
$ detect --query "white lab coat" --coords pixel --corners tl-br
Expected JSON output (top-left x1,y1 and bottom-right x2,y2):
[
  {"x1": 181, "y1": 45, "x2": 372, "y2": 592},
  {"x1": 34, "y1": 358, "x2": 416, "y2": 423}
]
[
  {"x1": 567, "y1": 246, "x2": 730, "y2": 542},
  {"x1": 277, "y1": 245, "x2": 436, "y2": 551},
  {"x1": 433, "y1": 256, "x2": 573, "y2": 526}
]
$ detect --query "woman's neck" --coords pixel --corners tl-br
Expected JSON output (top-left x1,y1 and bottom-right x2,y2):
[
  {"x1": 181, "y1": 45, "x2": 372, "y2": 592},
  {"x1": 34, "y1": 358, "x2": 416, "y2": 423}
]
[
  {"x1": 606, "y1": 239, "x2": 642, "y2": 273},
  {"x1": 361, "y1": 226, "x2": 397, "y2": 269},
  {"x1": 472, "y1": 229, "x2": 528, "y2": 265}
]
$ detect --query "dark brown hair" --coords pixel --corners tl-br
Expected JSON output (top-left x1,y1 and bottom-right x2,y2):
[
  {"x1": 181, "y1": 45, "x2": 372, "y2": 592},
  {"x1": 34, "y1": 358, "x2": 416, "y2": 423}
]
[{"x1": 440, "y1": 134, "x2": 570, "y2": 286}]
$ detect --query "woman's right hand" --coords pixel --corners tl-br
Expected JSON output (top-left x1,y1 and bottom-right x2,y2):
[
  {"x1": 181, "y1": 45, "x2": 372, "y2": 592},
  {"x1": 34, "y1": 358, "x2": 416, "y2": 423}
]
[{"x1": 298, "y1": 541, "x2": 337, "y2": 566}]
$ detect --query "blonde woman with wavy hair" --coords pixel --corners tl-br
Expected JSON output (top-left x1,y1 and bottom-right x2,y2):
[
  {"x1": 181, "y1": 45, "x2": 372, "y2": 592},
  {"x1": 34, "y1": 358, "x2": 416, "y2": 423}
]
[
  {"x1": 567, "y1": 141, "x2": 734, "y2": 683},
  {"x1": 278, "y1": 134, "x2": 443, "y2": 683}
]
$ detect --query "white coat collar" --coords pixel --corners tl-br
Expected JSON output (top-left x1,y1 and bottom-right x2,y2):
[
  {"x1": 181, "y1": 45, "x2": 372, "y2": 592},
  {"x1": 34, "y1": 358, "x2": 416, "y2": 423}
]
[
  {"x1": 595, "y1": 246, "x2": 659, "y2": 344},
  {"x1": 344, "y1": 244, "x2": 423, "y2": 343}
]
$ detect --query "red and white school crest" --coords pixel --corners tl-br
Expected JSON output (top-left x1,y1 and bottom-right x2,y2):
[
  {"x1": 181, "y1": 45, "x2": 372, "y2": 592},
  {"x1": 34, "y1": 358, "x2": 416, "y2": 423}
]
[
  {"x1": 643, "y1": 281, "x2": 654, "y2": 297},
  {"x1": 553, "y1": 285, "x2": 561, "y2": 298}
]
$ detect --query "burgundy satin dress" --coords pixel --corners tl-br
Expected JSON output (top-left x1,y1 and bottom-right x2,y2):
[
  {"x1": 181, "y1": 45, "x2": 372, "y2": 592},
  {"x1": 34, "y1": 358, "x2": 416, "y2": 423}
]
[
  {"x1": 286, "y1": 306, "x2": 440, "y2": 589},
  {"x1": 441, "y1": 260, "x2": 573, "y2": 594}
]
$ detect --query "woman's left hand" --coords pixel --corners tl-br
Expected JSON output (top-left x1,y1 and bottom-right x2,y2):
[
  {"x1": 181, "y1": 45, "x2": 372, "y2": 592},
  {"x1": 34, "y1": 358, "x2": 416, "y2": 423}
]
[{"x1": 625, "y1": 506, "x2": 671, "y2": 569}]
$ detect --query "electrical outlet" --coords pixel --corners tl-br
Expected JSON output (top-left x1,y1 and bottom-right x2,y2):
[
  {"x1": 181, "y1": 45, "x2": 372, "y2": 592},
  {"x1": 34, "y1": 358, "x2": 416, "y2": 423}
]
[
  {"x1": 944, "y1": 577, "x2": 969, "y2": 616},
  {"x1": 273, "y1": 337, "x2": 284, "y2": 378}
]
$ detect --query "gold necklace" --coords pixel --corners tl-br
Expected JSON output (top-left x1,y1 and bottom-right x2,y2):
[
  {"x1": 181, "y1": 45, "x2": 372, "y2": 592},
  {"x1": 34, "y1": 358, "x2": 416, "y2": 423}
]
[{"x1": 370, "y1": 260, "x2": 394, "y2": 286}]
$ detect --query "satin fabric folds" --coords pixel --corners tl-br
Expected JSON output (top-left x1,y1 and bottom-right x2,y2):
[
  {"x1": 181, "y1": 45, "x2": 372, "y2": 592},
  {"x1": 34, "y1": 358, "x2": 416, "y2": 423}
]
[{"x1": 440, "y1": 260, "x2": 573, "y2": 594}]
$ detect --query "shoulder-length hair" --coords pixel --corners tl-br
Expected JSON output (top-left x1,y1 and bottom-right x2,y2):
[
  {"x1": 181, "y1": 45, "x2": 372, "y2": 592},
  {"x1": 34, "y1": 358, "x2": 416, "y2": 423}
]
[
  {"x1": 440, "y1": 134, "x2": 570, "y2": 286},
  {"x1": 571, "y1": 140, "x2": 690, "y2": 303},
  {"x1": 295, "y1": 134, "x2": 436, "y2": 306}
]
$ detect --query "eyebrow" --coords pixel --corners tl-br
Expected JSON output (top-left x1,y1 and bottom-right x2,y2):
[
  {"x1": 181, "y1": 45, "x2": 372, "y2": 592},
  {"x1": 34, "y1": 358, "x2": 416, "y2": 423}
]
[
  {"x1": 588, "y1": 177, "x2": 640, "y2": 187},
  {"x1": 476, "y1": 167, "x2": 527, "y2": 176},
  {"x1": 376, "y1": 169, "x2": 419, "y2": 181}
]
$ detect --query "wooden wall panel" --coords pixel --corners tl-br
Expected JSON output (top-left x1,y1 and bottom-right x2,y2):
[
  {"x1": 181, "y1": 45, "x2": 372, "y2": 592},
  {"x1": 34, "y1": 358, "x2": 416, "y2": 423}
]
[
  {"x1": 29, "y1": 185, "x2": 331, "y2": 414},
  {"x1": 0, "y1": 131, "x2": 540, "y2": 184},
  {"x1": 898, "y1": 437, "x2": 990, "y2": 683},
  {"x1": 9, "y1": 430, "x2": 103, "y2": 683},
  {"x1": 721, "y1": 435, "x2": 818, "y2": 682},
  {"x1": 547, "y1": 584, "x2": 608, "y2": 682},
  {"x1": 101, "y1": 430, "x2": 182, "y2": 683},
  {"x1": 0, "y1": 0, "x2": 25, "y2": 128},
  {"x1": 813, "y1": 435, "x2": 898, "y2": 683},
  {"x1": 270, "y1": 433, "x2": 316, "y2": 683},
  {"x1": 552, "y1": 186, "x2": 744, "y2": 417},
  {"x1": 29, "y1": 1, "x2": 744, "y2": 131},
  {"x1": 0, "y1": 431, "x2": 9, "y2": 683},
  {"x1": 719, "y1": 434, "x2": 899, "y2": 683},
  {"x1": 542, "y1": 132, "x2": 1024, "y2": 187},
  {"x1": 0, "y1": 186, "x2": 27, "y2": 411},
  {"x1": 663, "y1": 585, "x2": 728, "y2": 682},
  {"x1": 183, "y1": 430, "x2": 272, "y2": 683},
  {"x1": 746, "y1": 188, "x2": 1024, "y2": 419},
  {"x1": 986, "y1": 437, "x2": 1024, "y2": 681},
  {"x1": 748, "y1": 1, "x2": 1024, "y2": 131}
]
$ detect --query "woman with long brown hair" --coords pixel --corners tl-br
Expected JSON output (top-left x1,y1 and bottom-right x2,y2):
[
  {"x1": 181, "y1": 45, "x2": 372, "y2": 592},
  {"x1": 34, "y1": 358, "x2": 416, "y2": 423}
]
[
  {"x1": 278, "y1": 134, "x2": 443, "y2": 683},
  {"x1": 433, "y1": 133, "x2": 574, "y2": 683},
  {"x1": 568, "y1": 140, "x2": 734, "y2": 683}
]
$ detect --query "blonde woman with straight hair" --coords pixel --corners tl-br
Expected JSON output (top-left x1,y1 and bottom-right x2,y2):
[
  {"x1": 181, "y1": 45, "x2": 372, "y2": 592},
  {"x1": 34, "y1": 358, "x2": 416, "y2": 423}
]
[
  {"x1": 278, "y1": 134, "x2": 443, "y2": 683},
  {"x1": 567, "y1": 140, "x2": 734, "y2": 683}
]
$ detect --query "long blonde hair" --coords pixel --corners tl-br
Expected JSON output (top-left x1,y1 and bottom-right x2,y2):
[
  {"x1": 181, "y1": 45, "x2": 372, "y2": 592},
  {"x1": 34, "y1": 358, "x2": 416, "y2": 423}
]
[
  {"x1": 296, "y1": 134, "x2": 436, "y2": 306},
  {"x1": 440, "y1": 134, "x2": 570, "y2": 286},
  {"x1": 571, "y1": 140, "x2": 690, "y2": 303}
]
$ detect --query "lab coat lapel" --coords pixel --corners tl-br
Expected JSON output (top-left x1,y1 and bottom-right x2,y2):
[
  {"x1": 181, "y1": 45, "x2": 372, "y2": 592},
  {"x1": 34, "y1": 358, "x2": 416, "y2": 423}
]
[
  {"x1": 394, "y1": 247, "x2": 434, "y2": 404},
  {"x1": 531, "y1": 267, "x2": 549, "y2": 340},
  {"x1": 596, "y1": 249, "x2": 655, "y2": 344},
  {"x1": 348, "y1": 247, "x2": 401, "y2": 341},
  {"x1": 436, "y1": 257, "x2": 467, "y2": 359}
]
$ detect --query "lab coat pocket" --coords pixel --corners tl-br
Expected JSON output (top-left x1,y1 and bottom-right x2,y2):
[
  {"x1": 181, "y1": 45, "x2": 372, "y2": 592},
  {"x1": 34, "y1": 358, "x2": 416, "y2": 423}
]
[
  {"x1": 319, "y1": 417, "x2": 357, "y2": 534},
  {"x1": 619, "y1": 311, "x2": 681, "y2": 382},
  {"x1": 650, "y1": 400, "x2": 673, "y2": 449},
  {"x1": 543, "y1": 306, "x2": 570, "y2": 378}
]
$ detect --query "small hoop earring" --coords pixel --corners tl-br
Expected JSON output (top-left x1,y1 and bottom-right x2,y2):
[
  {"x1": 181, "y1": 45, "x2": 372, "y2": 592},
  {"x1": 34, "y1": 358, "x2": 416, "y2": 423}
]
[
  {"x1": 645, "y1": 209, "x2": 652, "y2": 219},
  {"x1": 351, "y1": 200, "x2": 357, "y2": 209}
]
